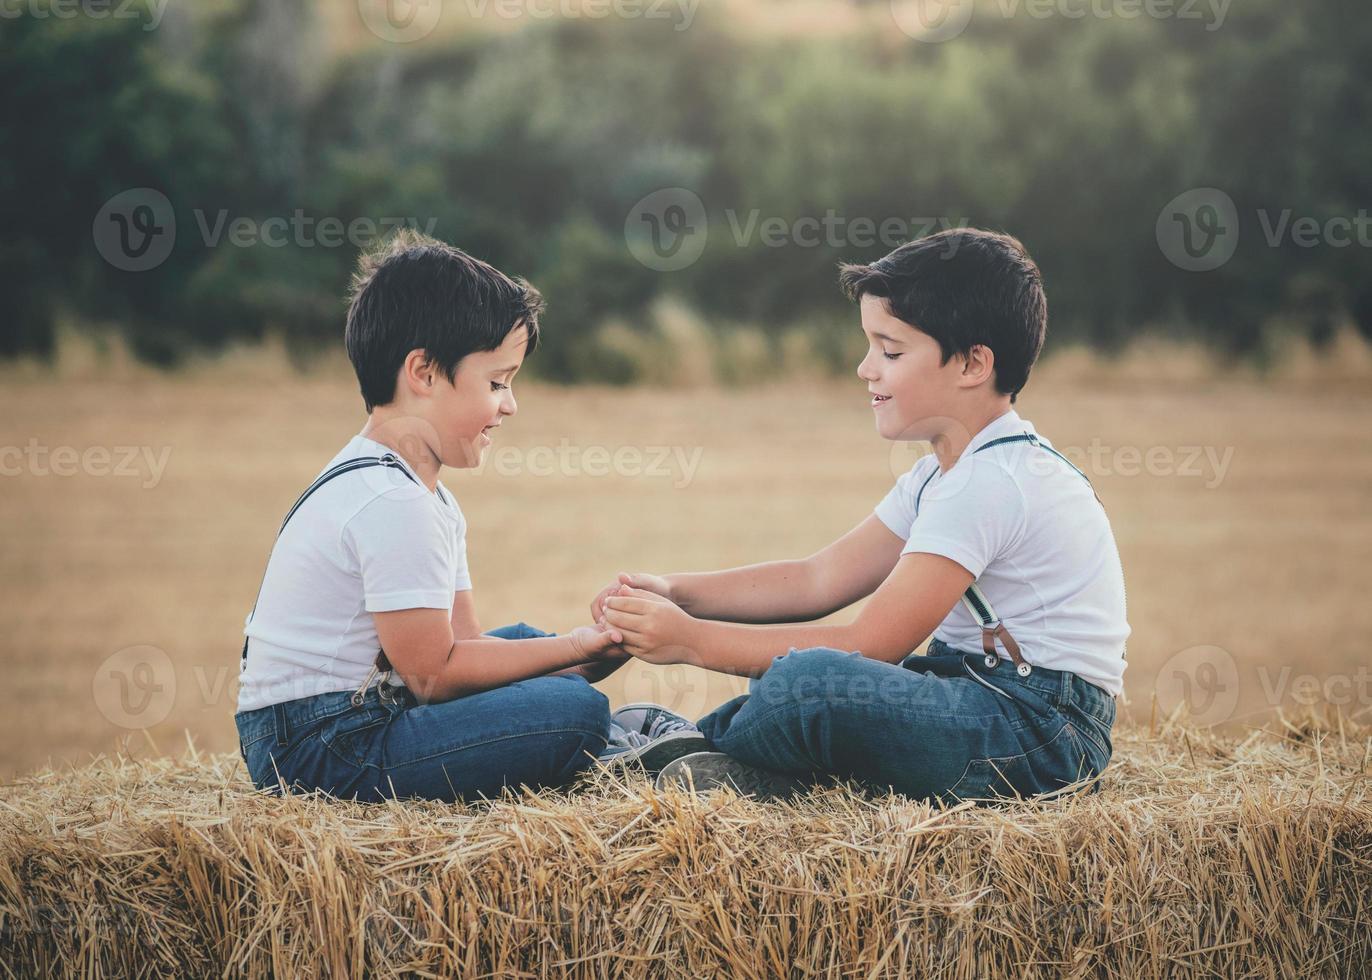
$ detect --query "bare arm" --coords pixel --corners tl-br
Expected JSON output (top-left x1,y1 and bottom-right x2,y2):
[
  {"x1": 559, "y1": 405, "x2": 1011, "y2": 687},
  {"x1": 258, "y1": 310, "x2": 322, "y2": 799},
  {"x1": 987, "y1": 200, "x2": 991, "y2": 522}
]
[
  {"x1": 604, "y1": 551, "x2": 973, "y2": 678},
  {"x1": 447, "y1": 589, "x2": 629, "y2": 684},
  {"x1": 591, "y1": 514, "x2": 905, "y2": 625},
  {"x1": 375, "y1": 606, "x2": 622, "y2": 704}
]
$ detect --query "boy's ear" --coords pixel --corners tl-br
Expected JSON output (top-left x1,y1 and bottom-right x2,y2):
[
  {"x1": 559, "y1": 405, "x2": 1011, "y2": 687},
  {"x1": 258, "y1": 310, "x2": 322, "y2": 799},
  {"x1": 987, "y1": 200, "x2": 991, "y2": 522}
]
[
  {"x1": 958, "y1": 344, "x2": 996, "y2": 389},
  {"x1": 400, "y1": 348, "x2": 435, "y2": 396}
]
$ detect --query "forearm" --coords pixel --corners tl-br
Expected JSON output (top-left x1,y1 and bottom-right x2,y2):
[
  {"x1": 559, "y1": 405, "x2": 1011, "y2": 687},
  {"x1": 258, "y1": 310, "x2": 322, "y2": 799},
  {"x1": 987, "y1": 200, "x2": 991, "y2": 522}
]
[
  {"x1": 402, "y1": 635, "x2": 590, "y2": 703},
  {"x1": 549, "y1": 656, "x2": 630, "y2": 683},
  {"x1": 681, "y1": 618, "x2": 917, "y2": 678},
  {"x1": 666, "y1": 559, "x2": 825, "y2": 624}
]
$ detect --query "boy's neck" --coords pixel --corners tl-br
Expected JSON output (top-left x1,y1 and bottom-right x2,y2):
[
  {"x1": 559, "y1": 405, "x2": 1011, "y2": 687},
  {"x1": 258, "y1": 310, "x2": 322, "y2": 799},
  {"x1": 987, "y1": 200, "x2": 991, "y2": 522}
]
[
  {"x1": 930, "y1": 401, "x2": 1015, "y2": 473},
  {"x1": 359, "y1": 411, "x2": 441, "y2": 490}
]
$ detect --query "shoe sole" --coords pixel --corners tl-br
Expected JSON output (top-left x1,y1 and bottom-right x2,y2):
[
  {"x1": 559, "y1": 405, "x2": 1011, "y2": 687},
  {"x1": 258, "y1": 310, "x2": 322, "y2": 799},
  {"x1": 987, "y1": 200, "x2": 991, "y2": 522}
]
[
  {"x1": 654, "y1": 751, "x2": 812, "y2": 801},
  {"x1": 600, "y1": 730, "x2": 712, "y2": 774}
]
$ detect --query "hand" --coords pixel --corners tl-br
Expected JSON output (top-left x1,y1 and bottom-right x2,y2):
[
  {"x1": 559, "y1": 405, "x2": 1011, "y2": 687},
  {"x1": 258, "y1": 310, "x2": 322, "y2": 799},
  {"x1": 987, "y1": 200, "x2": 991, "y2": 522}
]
[
  {"x1": 560, "y1": 652, "x2": 632, "y2": 683},
  {"x1": 591, "y1": 571, "x2": 672, "y2": 621},
  {"x1": 602, "y1": 585, "x2": 702, "y2": 666},
  {"x1": 568, "y1": 622, "x2": 625, "y2": 661}
]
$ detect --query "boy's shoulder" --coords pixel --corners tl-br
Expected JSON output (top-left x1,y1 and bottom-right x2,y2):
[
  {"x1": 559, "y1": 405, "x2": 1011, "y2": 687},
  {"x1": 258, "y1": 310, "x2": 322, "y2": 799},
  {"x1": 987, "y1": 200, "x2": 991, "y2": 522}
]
[{"x1": 288, "y1": 435, "x2": 457, "y2": 540}]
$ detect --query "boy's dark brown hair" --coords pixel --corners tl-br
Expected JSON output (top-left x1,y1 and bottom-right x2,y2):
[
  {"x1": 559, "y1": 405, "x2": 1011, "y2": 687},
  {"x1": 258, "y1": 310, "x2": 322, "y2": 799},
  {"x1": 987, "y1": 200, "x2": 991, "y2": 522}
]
[
  {"x1": 838, "y1": 228, "x2": 1046, "y2": 403},
  {"x1": 345, "y1": 230, "x2": 543, "y2": 411}
]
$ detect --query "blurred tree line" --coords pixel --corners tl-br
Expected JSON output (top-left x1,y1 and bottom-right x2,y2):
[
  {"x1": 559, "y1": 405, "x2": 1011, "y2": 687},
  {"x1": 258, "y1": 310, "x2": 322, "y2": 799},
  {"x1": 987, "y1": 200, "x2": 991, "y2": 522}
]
[{"x1": 2, "y1": 0, "x2": 1369, "y2": 379}]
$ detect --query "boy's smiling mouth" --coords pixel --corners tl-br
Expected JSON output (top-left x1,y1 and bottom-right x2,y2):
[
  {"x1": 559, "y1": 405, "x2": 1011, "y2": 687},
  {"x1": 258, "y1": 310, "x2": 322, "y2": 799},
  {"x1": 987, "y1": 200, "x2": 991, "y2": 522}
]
[{"x1": 870, "y1": 392, "x2": 892, "y2": 407}]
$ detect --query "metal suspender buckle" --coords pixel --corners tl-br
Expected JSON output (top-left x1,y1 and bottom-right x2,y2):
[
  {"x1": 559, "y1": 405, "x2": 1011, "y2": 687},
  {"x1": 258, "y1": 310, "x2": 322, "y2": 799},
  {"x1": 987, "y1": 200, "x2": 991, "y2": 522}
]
[{"x1": 979, "y1": 619, "x2": 1033, "y2": 677}]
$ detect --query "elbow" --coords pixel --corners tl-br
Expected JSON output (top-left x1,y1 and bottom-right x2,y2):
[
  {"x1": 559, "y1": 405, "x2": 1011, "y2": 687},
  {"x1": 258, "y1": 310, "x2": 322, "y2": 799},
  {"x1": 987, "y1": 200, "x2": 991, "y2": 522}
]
[
  {"x1": 844, "y1": 626, "x2": 923, "y2": 665},
  {"x1": 393, "y1": 666, "x2": 442, "y2": 704},
  {"x1": 389, "y1": 645, "x2": 455, "y2": 704}
]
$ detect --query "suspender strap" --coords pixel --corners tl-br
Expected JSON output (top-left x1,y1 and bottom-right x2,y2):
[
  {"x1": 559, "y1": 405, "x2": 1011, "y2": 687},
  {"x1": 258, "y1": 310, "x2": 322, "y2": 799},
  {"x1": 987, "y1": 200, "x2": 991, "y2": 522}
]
[
  {"x1": 961, "y1": 582, "x2": 1032, "y2": 678},
  {"x1": 241, "y1": 454, "x2": 417, "y2": 661},
  {"x1": 934, "y1": 431, "x2": 1103, "y2": 677},
  {"x1": 973, "y1": 432, "x2": 1102, "y2": 505}
]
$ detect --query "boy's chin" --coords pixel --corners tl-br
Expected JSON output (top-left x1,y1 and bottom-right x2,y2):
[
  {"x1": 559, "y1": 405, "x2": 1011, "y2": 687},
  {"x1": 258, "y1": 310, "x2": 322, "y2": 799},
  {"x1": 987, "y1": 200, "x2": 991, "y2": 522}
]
[{"x1": 875, "y1": 416, "x2": 914, "y2": 442}]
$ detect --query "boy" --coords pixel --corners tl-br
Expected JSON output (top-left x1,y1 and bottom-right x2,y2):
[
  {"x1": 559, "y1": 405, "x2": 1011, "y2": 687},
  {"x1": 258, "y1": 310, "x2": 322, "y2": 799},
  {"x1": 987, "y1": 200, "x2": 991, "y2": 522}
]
[
  {"x1": 236, "y1": 231, "x2": 639, "y2": 803},
  {"x1": 597, "y1": 228, "x2": 1129, "y2": 804}
]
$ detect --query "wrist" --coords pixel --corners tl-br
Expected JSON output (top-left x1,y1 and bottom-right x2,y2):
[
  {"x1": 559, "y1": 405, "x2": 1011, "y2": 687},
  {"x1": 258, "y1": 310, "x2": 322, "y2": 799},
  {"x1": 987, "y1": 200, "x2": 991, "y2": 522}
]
[
  {"x1": 564, "y1": 632, "x2": 593, "y2": 666},
  {"x1": 663, "y1": 574, "x2": 687, "y2": 611},
  {"x1": 681, "y1": 615, "x2": 715, "y2": 669}
]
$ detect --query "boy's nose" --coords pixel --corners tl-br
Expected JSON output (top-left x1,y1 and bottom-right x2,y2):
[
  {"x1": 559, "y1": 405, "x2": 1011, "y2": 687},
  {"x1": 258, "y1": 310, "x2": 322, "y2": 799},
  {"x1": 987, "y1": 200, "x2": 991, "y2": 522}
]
[
  {"x1": 856, "y1": 355, "x2": 879, "y2": 382},
  {"x1": 501, "y1": 392, "x2": 517, "y2": 416}
]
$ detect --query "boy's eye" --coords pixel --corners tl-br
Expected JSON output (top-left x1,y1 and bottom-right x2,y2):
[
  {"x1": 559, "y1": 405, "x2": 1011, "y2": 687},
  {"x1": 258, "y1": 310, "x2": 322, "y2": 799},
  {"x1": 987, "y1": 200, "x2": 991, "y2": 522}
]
[
  {"x1": 491, "y1": 381, "x2": 510, "y2": 392},
  {"x1": 882, "y1": 351, "x2": 902, "y2": 361}
]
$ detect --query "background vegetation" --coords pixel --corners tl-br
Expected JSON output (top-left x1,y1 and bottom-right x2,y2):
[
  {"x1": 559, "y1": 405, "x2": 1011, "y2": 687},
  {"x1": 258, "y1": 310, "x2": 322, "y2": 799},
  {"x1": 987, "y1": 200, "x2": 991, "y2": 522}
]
[{"x1": 3, "y1": 0, "x2": 1369, "y2": 380}]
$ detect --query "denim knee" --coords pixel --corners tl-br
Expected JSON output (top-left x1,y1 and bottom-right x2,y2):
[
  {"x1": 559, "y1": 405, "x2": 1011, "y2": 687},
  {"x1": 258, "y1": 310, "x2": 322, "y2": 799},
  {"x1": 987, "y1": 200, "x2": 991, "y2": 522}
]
[
  {"x1": 546, "y1": 677, "x2": 612, "y2": 779},
  {"x1": 752, "y1": 646, "x2": 864, "y2": 708},
  {"x1": 484, "y1": 622, "x2": 553, "y2": 641},
  {"x1": 566, "y1": 675, "x2": 611, "y2": 730}
]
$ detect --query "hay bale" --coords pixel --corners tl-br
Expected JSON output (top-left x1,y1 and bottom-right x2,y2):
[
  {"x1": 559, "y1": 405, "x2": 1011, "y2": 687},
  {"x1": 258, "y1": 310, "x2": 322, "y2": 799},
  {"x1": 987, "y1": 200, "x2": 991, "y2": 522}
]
[{"x1": 1, "y1": 712, "x2": 1369, "y2": 977}]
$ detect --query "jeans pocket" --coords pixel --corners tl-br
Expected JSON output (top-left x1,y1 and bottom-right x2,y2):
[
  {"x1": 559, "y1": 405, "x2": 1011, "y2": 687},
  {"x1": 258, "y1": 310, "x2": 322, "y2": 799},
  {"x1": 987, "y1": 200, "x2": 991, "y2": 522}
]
[
  {"x1": 944, "y1": 721, "x2": 1085, "y2": 805},
  {"x1": 319, "y1": 705, "x2": 389, "y2": 769},
  {"x1": 1071, "y1": 712, "x2": 1112, "y2": 766}
]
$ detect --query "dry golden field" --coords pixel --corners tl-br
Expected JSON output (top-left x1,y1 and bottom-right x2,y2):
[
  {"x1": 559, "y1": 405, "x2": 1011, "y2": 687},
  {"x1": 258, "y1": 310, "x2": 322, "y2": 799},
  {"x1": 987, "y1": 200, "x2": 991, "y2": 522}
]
[{"x1": 2, "y1": 341, "x2": 1371, "y2": 783}]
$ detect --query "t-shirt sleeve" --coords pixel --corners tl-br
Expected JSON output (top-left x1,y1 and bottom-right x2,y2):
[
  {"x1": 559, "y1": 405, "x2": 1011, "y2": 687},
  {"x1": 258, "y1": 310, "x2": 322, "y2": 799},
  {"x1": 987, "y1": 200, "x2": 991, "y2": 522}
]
[
  {"x1": 874, "y1": 462, "x2": 931, "y2": 540},
  {"x1": 450, "y1": 499, "x2": 472, "y2": 593},
  {"x1": 343, "y1": 491, "x2": 457, "y2": 612},
  {"x1": 900, "y1": 459, "x2": 1027, "y2": 579}
]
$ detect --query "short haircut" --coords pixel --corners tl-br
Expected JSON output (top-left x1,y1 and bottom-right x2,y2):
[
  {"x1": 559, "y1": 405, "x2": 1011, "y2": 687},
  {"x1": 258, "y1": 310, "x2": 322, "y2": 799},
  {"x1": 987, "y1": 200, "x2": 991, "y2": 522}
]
[
  {"x1": 345, "y1": 230, "x2": 543, "y2": 412},
  {"x1": 837, "y1": 228, "x2": 1046, "y2": 403}
]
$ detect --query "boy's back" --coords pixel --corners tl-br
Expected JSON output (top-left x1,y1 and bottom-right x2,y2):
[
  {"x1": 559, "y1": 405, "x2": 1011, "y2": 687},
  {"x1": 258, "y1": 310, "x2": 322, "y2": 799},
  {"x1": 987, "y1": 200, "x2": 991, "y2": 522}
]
[
  {"x1": 876, "y1": 408, "x2": 1129, "y2": 696},
  {"x1": 237, "y1": 433, "x2": 470, "y2": 713}
]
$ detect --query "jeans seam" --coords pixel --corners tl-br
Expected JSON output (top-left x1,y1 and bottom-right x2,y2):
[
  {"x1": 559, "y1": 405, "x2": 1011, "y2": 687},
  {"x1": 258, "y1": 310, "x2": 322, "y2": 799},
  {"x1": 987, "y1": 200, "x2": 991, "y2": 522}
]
[
  {"x1": 319, "y1": 717, "x2": 392, "y2": 767},
  {"x1": 239, "y1": 730, "x2": 274, "y2": 750},
  {"x1": 328, "y1": 725, "x2": 612, "y2": 773},
  {"x1": 947, "y1": 721, "x2": 1077, "y2": 801},
  {"x1": 1068, "y1": 714, "x2": 1111, "y2": 761},
  {"x1": 254, "y1": 732, "x2": 318, "y2": 786},
  {"x1": 740, "y1": 698, "x2": 1000, "y2": 737},
  {"x1": 716, "y1": 699, "x2": 1000, "y2": 773}
]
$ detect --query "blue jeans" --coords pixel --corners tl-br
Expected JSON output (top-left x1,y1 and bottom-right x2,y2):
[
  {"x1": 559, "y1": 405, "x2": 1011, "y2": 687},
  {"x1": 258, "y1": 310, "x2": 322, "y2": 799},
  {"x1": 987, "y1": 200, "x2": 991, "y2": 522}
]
[
  {"x1": 695, "y1": 637, "x2": 1116, "y2": 806},
  {"x1": 234, "y1": 623, "x2": 611, "y2": 803}
]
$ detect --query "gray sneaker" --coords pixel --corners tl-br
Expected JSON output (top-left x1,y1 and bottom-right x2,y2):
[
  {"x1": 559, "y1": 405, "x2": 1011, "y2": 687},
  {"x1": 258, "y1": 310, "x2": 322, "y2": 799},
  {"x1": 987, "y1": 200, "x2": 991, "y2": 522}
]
[
  {"x1": 654, "y1": 751, "x2": 814, "y2": 801},
  {"x1": 600, "y1": 703, "x2": 710, "y2": 773},
  {"x1": 611, "y1": 703, "x2": 699, "y2": 738}
]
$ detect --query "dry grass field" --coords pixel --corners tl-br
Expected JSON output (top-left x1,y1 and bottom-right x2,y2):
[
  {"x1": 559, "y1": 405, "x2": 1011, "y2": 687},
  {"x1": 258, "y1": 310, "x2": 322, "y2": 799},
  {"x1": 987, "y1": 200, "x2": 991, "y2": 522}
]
[
  {"x1": 2, "y1": 339, "x2": 1371, "y2": 975},
  {"x1": 2, "y1": 343, "x2": 1372, "y2": 779},
  {"x1": 1, "y1": 341, "x2": 1371, "y2": 781}
]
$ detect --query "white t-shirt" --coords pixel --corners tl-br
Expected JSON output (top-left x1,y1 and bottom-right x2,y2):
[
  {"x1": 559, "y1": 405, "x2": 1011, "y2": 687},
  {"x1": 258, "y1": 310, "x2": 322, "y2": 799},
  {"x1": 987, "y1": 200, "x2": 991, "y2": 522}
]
[
  {"x1": 875, "y1": 410, "x2": 1129, "y2": 696},
  {"x1": 237, "y1": 434, "x2": 472, "y2": 713}
]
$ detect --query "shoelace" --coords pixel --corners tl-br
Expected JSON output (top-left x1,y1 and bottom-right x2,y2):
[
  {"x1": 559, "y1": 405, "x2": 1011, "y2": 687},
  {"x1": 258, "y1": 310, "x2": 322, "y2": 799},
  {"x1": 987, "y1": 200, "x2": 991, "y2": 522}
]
[{"x1": 645, "y1": 714, "x2": 698, "y2": 739}]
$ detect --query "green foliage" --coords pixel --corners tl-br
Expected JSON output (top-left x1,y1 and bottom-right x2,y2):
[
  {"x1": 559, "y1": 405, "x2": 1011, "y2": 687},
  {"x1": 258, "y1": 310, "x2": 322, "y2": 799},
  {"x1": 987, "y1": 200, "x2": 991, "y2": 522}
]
[{"x1": 2, "y1": 0, "x2": 1368, "y2": 375}]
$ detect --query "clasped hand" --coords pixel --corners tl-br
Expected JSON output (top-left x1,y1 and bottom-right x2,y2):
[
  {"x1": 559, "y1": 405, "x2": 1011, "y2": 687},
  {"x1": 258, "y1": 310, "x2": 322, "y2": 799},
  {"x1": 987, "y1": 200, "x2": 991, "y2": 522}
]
[{"x1": 589, "y1": 573, "x2": 701, "y2": 666}]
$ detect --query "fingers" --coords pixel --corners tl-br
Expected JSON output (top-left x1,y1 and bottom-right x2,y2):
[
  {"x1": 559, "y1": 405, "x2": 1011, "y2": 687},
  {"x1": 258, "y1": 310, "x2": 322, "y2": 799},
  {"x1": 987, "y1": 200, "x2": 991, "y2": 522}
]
[
  {"x1": 591, "y1": 583, "x2": 616, "y2": 621},
  {"x1": 603, "y1": 613, "x2": 643, "y2": 639},
  {"x1": 604, "y1": 595, "x2": 655, "y2": 616},
  {"x1": 590, "y1": 619, "x2": 625, "y2": 646},
  {"x1": 615, "y1": 585, "x2": 669, "y2": 603}
]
